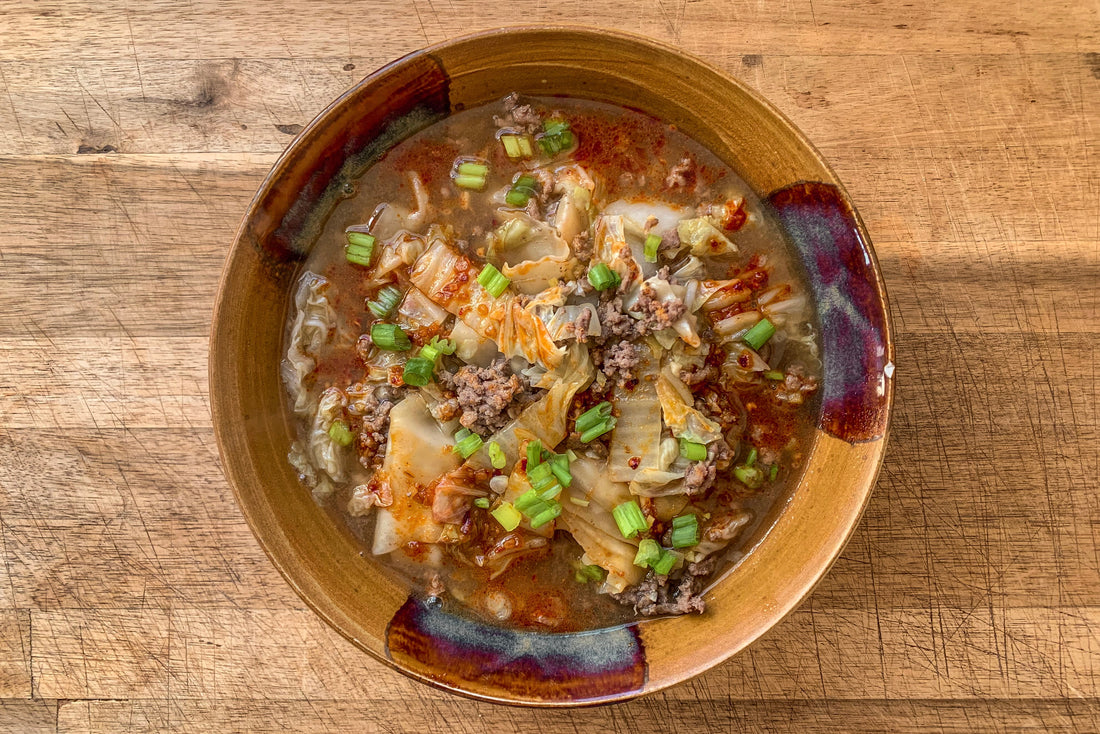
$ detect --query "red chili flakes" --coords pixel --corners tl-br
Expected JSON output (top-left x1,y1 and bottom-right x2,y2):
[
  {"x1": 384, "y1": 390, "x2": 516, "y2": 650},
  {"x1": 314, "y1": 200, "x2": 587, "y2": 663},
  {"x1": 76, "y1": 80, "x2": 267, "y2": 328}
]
[{"x1": 628, "y1": 456, "x2": 642, "y2": 470}]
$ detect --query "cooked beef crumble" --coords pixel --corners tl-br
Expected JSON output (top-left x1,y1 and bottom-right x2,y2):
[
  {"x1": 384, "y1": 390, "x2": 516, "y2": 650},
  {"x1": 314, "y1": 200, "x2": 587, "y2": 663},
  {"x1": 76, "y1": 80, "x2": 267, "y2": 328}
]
[{"x1": 437, "y1": 358, "x2": 528, "y2": 435}]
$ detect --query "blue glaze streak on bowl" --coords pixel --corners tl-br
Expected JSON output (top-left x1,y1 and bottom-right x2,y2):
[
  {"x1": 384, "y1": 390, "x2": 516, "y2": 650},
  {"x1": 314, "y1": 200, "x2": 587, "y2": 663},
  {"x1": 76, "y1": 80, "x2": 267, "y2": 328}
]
[
  {"x1": 386, "y1": 597, "x2": 647, "y2": 702},
  {"x1": 768, "y1": 182, "x2": 892, "y2": 443}
]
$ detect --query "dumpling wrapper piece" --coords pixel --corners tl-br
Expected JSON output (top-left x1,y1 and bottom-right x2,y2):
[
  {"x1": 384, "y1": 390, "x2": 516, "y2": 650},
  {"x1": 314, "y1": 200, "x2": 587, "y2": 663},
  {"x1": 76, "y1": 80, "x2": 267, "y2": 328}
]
[
  {"x1": 593, "y1": 215, "x2": 645, "y2": 295},
  {"x1": 491, "y1": 213, "x2": 578, "y2": 295},
  {"x1": 371, "y1": 393, "x2": 461, "y2": 555},
  {"x1": 676, "y1": 217, "x2": 738, "y2": 257},
  {"x1": 409, "y1": 237, "x2": 565, "y2": 371},
  {"x1": 282, "y1": 272, "x2": 335, "y2": 415},
  {"x1": 559, "y1": 497, "x2": 645, "y2": 595},
  {"x1": 607, "y1": 381, "x2": 664, "y2": 483}
]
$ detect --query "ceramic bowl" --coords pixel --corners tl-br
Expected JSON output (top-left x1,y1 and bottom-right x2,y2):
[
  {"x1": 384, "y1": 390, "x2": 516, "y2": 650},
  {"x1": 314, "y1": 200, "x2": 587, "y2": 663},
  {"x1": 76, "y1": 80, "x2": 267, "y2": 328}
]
[{"x1": 209, "y1": 26, "x2": 894, "y2": 706}]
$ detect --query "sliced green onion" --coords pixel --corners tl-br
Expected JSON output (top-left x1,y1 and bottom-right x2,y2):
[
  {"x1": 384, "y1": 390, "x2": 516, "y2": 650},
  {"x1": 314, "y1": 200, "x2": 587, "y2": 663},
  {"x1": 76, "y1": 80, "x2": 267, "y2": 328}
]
[
  {"x1": 670, "y1": 514, "x2": 699, "y2": 548},
  {"x1": 419, "y1": 336, "x2": 456, "y2": 363},
  {"x1": 367, "y1": 285, "x2": 402, "y2": 319},
  {"x1": 576, "y1": 402, "x2": 613, "y2": 433},
  {"x1": 544, "y1": 119, "x2": 568, "y2": 136},
  {"x1": 488, "y1": 441, "x2": 506, "y2": 470},
  {"x1": 538, "y1": 483, "x2": 562, "y2": 502},
  {"x1": 477, "y1": 263, "x2": 511, "y2": 298},
  {"x1": 580, "y1": 417, "x2": 616, "y2": 443},
  {"x1": 538, "y1": 134, "x2": 561, "y2": 155},
  {"x1": 453, "y1": 174, "x2": 486, "y2": 191},
  {"x1": 549, "y1": 453, "x2": 572, "y2": 487},
  {"x1": 370, "y1": 323, "x2": 411, "y2": 351},
  {"x1": 345, "y1": 229, "x2": 376, "y2": 266},
  {"x1": 769, "y1": 464, "x2": 779, "y2": 481},
  {"x1": 505, "y1": 188, "x2": 529, "y2": 207},
  {"x1": 527, "y1": 440, "x2": 542, "y2": 469},
  {"x1": 652, "y1": 549, "x2": 681, "y2": 576},
  {"x1": 528, "y1": 459, "x2": 553, "y2": 482},
  {"x1": 633, "y1": 538, "x2": 661, "y2": 568},
  {"x1": 734, "y1": 464, "x2": 765, "y2": 489},
  {"x1": 454, "y1": 427, "x2": 472, "y2": 442},
  {"x1": 500, "y1": 134, "x2": 522, "y2": 159},
  {"x1": 513, "y1": 489, "x2": 542, "y2": 515},
  {"x1": 574, "y1": 563, "x2": 605, "y2": 583},
  {"x1": 457, "y1": 161, "x2": 489, "y2": 177},
  {"x1": 517, "y1": 136, "x2": 534, "y2": 157},
  {"x1": 529, "y1": 503, "x2": 562, "y2": 529},
  {"x1": 743, "y1": 318, "x2": 776, "y2": 351},
  {"x1": 401, "y1": 356, "x2": 434, "y2": 386},
  {"x1": 473, "y1": 497, "x2": 490, "y2": 509},
  {"x1": 644, "y1": 233, "x2": 661, "y2": 263},
  {"x1": 327, "y1": 420, "x2": 354, "y2": 446},
  {"x1": 587, "y1": 262, "x2": 621, "y2": 291},
  {"x1": 679, "y1": 438, "x2": 707, "y2": 462},
  {"x1": 491, "y1": 502, "x2": 522, "y2": 531},
  {"x1": 452, "y1": 431, "x2": 483, "y2": 459},
  {"x1": 764, "y1": 370, "x2": 785, "y2": 381},
  {"x1": 745, "y1": 447, "x2": 758, "y2": 467},
  {"x1": 569, "y1": 496, "x2": 590, "y2": 507},
  {"x1": 612, "y1": 500, "x2": 648, "y2": 539}
]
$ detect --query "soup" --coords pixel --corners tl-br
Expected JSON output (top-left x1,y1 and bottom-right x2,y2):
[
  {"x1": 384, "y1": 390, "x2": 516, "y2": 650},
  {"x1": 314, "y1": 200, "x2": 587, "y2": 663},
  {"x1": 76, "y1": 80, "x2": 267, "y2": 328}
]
[{"x1": 282, "y1": 94, "x2": 821, "y2": 631}]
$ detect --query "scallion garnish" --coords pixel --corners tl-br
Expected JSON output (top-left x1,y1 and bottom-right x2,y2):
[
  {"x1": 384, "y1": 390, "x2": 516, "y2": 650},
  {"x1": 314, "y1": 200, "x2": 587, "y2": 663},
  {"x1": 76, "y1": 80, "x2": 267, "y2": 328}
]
[
  {"x1": 764, "y1": 370, "x2": 785, "y2": 381},
  {"x1": 327, "y1": 420, "x2": 354, "y2": 446},
  {"x1": 457, "y1": 161, "x2": 489, "y2": 177},
  {"x1": 652, "y1": 549, "x2": 682, "y2": 576},
  {"x1": 576, "y1": 402, "x2": 613, "y2": 433},
  {"x1": 491, "y1": 502, "x2": 522, "y2": 532},
  {"x1": 401, "y1": 356, "x2": 435, "y2": 386},
  {"x1": 419, "y1": 336, "x2": 456, "y2": 363},
  {"x1": 644, "y1": 233, "x2": 661, "y2": 263},
  {"x1": 529, "y1": 503, "x2": 562, "y2": 529},
  {"x1": 473, "y1": 497, "x2": 490, "y2": 509},
  {"x1": 345, "y1": 229, "x2": 376, "y2": 266},
  {"x1": 453, "y1": 174, "x2": 486, "y2": 191},
  {"x1": 370, "y1": 323, "x2": 411, "y2": 351},
  {"x1": 517, "y1": 136, "x2": 534, "y2": 157},
  {"x1": 743, "y1": 318, "x2": 776, "y2": 351},
  {"x1": 580, "y1": 417, "x2": 616, "y2": 443},
  {"x1": 500, "y1": 134, "x2": 523, "y2": 159},
  {"x1": 488, "y1": 441, "x2": 506, "y2": 470},
  {"x1": 745, "y1": 447, "x2": 758, "y2": 467},
  {"x1": 528, "y1": 461, "x2": 555, "y2": 489},
  {"x1": 367, "y1": 285, "x2": 403, "y2": 319},
  {"x1": 734, "y1": 464, "x2": 765, "y2": 489},
  {"x1": 670, "y1": 514, "x2": 700, "y2": 548},
  {"x1": 569, "y1": 496, "x2": 590, "y2": 507},
  {"x1": 769, "y1": 464, "x2": 779, "y2": 481},
  {"x1": 538, "y1": 119, "x2": 574, "y2": 155},
  {"x1": 587, "y1": 262, "x2": 621, "y2": 291},
  {"x1": 514, "y1": 489, "x2": 541, "y2": 515},
  {"x1": 476, "y1": 263, "x2": 511, "y2": 298},
  {"x1": 538, "y1": 483, "x2": 562, "y2": 502},
  {"x1": 527, "y1": 440, "x2": 543, "y2": 469},
  {"x1": 574, "y1": 563, "x2": 605, "y2": 584},
  {"x1": 633, "y1": 538, "x2": 661, "y2": 568},
  {"x1": 549, "y1": 453, "x2": 572, "y2": 487},
  {"x1": 612, "y1": 500, "x2": 648, "y2": 539},
  {"x1": 505, "y1": 174, "x2": 539, "y2": 208},
  {"x1": 452, "y1": 430, "x2": 483, "y2": 459},
  {"x1": 679, "y1": 438, "x2": 707, "y2": 462}
]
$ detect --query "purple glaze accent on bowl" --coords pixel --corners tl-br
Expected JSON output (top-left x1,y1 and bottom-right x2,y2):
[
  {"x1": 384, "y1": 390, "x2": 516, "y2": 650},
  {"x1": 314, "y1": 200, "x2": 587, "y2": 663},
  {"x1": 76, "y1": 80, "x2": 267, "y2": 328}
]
[
  {"x1": 768, "y1": 182, "x2": 891, "y2": 443},
  {"x1": 386, "y1": 598, "x2": 646, "y2": 702}
]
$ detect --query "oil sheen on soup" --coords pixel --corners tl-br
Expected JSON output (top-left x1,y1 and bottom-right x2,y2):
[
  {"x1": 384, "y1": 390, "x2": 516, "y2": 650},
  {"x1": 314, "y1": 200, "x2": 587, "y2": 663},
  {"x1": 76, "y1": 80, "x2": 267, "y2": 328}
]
[{"x1": 282, "y1": 94, "x2": 822, "y2": 632}]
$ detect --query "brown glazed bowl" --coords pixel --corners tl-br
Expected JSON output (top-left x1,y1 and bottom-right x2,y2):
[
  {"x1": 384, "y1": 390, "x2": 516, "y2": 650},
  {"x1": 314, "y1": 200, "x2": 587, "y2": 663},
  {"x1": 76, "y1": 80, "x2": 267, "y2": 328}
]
[{"x1": 210, "y1": 27, "x2": 894, "y2": 706}]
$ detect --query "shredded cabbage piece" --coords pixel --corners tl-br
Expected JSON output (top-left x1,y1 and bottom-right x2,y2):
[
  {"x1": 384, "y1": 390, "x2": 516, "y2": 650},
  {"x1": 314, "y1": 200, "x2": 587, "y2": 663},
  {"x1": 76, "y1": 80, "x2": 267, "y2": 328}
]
[
  {"x1": 676, "y1": 217, "x2": 737, "y2": 257},
  {"x1": 655, "y1": 367, "x2": 723, "y2": 443}
]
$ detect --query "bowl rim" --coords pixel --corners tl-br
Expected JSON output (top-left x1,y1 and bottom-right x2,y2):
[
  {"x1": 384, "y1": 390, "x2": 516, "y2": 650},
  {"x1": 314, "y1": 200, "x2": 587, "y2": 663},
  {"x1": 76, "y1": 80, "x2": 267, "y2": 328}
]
[{"x1": 210, "y1": 24, "x2": 894, "y2": 707}]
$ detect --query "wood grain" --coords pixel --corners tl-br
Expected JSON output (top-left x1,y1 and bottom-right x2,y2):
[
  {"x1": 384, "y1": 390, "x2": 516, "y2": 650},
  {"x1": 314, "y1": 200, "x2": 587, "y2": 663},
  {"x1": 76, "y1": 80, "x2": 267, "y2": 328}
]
[{"x1": 0, "y1": 0, "x2": 1097, "y2": 730}]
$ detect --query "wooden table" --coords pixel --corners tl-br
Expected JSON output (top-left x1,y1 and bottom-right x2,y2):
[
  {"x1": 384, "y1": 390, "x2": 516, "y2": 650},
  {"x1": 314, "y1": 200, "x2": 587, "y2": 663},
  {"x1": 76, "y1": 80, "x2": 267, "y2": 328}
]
[{"x1": 1, "y1": 2, "x2": 1097, "y2": 731}]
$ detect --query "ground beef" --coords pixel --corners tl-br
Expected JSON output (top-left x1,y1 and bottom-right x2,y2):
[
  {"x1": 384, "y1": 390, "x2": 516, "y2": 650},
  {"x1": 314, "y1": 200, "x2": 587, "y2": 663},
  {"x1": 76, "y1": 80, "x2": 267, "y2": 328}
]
[
  {"x1": 633, "y1": 284, "x2": 686, "y2": 333},
  {"x1": 571, "y1": 230, "x2": 593, "y2": 261},
  {"x1": 493, "y1": 92, "x2": 542, "y2": 134},
  {"x1": 597, "y1": 341, "x2": 642, "y2": 389},
  {"x1": 563, "y1": 307, "x2": 593, "y2": 343},
  {"x1": 680, "y1": 362, "x2": 716, "y2": 387},
  {"x1": 664, "y1": 155, "x2": 698, "y2": 190},
  {"x1": 353, "y1": 389, "x2": 395, "y2": 470},
  {"x1": 774, "y1": 364, "x2": 819, "y2": 405},
  {"x1": 682, "y1": 439, "x2": 733, "y2": 496},
  {"x1": 596, "y1": 297, "x2": 640, "y2": 340},
  {"x1": 612, "y1": 563, "x2": 710, "y2": 616},
  {"x1": 695, "y1": 387, "x2": 745, "y2": 434},
  {"x1": 437, "y1": 358, "x2": 526, "y2": 435}
]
